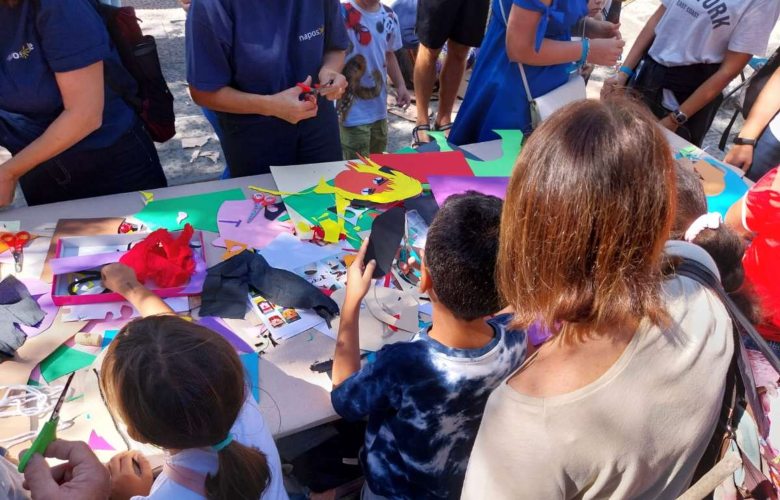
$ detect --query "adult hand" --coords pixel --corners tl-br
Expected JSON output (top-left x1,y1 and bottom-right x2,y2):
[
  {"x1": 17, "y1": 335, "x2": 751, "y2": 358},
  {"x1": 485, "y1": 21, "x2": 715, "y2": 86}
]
[
  {"x1": 22, "y1": 439, "x2": 110, "y2": 500},
  {"x1": 270, "y1": 76, "x2": 319, "y2": 124},
  {"x1": 345, "y1": 239, "x2": 376, "y2": 307},
  {"x1": 600, "y1": 73, "x2": 628, "y2": 100},
  {"x1": 724, "y1": 144, "x2": 754, "y2": 173},
  {"x1": 395, "y1": 87, "x2": 412, "y2": 109},
  {"x1": 107, "y1": 451, "x2": 153, "y2": 500},
  {"x1": 178, "y1": 0, "x2": 191, "y2": 11},
  {"x1": 660, "y1": 114, "x2": 679, "y2": 133},
  {"x1": 101, "y1": 263, "x2": 140, "y2": 296},
  {"x1": 317, "y1": 68, "x2": 347, "y2": 101},
  {"x1": 587, "y1": 38, "x2": 625, "y2": 67},
  {"x1": 0, "y1": 166, "x2": 18, "y2": 208}
]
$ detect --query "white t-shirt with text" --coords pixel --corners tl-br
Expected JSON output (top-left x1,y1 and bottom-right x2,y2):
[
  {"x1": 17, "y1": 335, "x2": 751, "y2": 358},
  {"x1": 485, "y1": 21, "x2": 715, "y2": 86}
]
[{"x1": 650, "y1": 0, "x2": 780, "y2": 66}]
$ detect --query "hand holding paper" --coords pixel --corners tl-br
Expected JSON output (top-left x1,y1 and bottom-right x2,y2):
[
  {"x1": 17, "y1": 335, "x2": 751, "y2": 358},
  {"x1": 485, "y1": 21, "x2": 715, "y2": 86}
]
[{"x1": 345, "y1": 239, "x2": 376, "y2": 308}]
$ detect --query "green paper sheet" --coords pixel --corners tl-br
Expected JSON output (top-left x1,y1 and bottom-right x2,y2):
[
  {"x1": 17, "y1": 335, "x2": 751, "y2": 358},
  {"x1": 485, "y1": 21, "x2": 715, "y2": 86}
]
[
  {"x1": 394, "y1": 146, "x2": 418, "y2": 154},
  {"x1": 428, "y1": 131, "x2": 455, "y2": 152},
  {"x1": 40, "y1": 345, "x2": 97, "y2": 383},
  {"x1": 468, "y1": 130, "x2": 524, "y2": 177},
  {"x1": 134, "y1": 189, "x2": 246, "y2": 233}
]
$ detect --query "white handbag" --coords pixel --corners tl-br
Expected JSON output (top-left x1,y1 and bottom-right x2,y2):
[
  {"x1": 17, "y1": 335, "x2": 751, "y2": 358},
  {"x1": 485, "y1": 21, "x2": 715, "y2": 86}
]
[{"x1": 498, "y1": 0, "x2": 587, "y2": 129}]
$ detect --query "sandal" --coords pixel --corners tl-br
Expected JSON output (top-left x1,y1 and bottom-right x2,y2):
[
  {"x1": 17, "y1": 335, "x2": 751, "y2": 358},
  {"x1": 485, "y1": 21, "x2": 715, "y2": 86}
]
[
  {"x1": 433, "y1": 122, "x2": 453, "y2": 139},
  {"x1": 412, "y1": 124, "x2": 431, "y2": 148}
]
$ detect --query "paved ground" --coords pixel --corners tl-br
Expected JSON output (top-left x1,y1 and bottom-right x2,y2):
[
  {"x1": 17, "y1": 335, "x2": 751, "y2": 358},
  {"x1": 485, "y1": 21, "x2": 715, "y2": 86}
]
[{"x1": 1, "y1": 0, "x2": 778, "y2": 208}]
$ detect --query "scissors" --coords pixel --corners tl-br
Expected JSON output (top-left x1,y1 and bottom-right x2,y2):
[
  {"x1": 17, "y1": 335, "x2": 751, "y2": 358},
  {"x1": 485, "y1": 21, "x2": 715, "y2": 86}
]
[
  {"x1": 1, "y1": 231, "x2": 31, "y2": 273},
  {"x1": 17, "y1": 372, "x2": 75, "y2": 472},
  {"x1": 247, "y1": 193, "x2": 280, "y2": 224},
  {"x1": 296, "y1": 79, "x2": 337, "y2": 100}
]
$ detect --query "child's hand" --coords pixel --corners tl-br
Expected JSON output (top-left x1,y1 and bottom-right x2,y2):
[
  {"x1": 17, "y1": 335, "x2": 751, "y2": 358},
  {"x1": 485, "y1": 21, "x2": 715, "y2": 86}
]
[
  {"x1": 344, "y1": 239, "x2": 376, "y2": 307},
  {"x1": 101, "y1": 263, "x2": 141, "y2": 296},
  {"x1": 107, "y1": 452, "x2": 152, "y2": 500},
  {"x1": 395, "y1": 87, "x2": 412, "y2": 109}
]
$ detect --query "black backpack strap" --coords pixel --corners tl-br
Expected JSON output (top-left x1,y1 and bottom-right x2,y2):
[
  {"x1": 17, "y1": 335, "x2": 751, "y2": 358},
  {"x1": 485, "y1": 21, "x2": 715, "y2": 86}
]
[{"x1": 675, "y1": 258, "x2": 775, "y2": 438}]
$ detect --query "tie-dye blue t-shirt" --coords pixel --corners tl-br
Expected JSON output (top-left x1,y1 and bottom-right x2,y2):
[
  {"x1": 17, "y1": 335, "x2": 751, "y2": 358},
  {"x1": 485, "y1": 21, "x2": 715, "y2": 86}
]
[{"x1": 331, "y1": 314, "x2": 527, "y2": 499}]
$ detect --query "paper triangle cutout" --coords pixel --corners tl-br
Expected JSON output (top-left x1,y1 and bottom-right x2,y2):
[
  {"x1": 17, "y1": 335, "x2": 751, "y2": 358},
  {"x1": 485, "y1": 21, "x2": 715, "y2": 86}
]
[
  {"x1": 88, "y1": 430, "x2": 116, "y2": 451},
  {"x1": 222, "y1": 240, "x2": 248, "y2": 261}
]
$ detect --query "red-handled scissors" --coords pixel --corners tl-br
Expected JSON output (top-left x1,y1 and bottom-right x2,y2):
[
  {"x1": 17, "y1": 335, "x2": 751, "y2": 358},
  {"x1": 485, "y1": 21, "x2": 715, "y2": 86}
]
[
  {"x1": 247, "y1": 193, "x2": 279, "y2": 224},
  {"x1": 1, "y1": 231, "x2": 31, "y2": 273}
]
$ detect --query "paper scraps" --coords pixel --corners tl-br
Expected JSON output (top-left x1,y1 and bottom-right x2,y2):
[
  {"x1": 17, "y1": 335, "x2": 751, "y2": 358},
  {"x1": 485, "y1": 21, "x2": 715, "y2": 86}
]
[
  {"x1": 134, "y1": 189, "x2": 245, "y2": 233},
  {"x1": 176, "y1": 212, "x2": 188, "y2": 225},
  {"x1": 88, "y1": 430, "x2": 116, "y2": 451},
  {"x1": 181, "y1": 136, "x2": 209, "y2": 149},
  {"x1": 222, "y1": 240, "x2": 248, "y2": 261},
  {"x1": 258, "y1": 233, "x2": 345, "y2": 272},
  {"x1": 676, "y1": 156, "x2": 749, "y2": 217},
  {"x1": 40, "y1": 344, "x2": 97, "y2": 383},
  {"x1": 198, "y1": 316, "x2": 254, "y2": 353},
  {"x1": 240, "y1": 352, "x2": 260, "y2": 403},
  {"x1": 139, "y1": 191, "x2": 154, "y2": 205},
  {"x1": 0, "y1": 221, "x2": 20, "y2": 232},
  {"x1": 427, "y1": 175, "x2": 509, "y2": 206},
  {"x1": 212, "y1": 200, "x2": 294, "y2": 251}
]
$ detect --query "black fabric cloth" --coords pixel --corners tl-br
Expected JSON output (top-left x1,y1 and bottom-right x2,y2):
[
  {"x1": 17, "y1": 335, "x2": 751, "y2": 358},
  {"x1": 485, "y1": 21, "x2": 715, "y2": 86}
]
[
  {"x1": 0, "y1": 276, "x2": 45, "y2": 359},
  {"x1": 416, "y1": 0, "x2": 490, "y2": 49},
  {"x1": 633, "y1": 56, "x2": 723, "y2": 147},
  {"x1": 200, "y1": 251, "x2": 340, "y2": 325}
]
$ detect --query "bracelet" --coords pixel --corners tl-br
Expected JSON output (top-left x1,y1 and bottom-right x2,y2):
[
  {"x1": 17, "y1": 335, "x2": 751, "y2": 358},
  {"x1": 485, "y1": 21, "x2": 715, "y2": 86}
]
[
  {"x1": 579, "y1": 37, "x2": 590, "y2": 67},
  {"x1": 618, "y1": 65, "x2": 634, "y2": 78}
]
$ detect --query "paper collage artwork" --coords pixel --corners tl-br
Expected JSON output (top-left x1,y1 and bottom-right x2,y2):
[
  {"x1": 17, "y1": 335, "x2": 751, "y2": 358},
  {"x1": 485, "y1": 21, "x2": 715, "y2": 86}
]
[
  {"x1": 676, "y1": 155, "x2": 749, "y2": 217},
  {"x1": 212, "y1": 200, "x2": 294, "y2": 250}
]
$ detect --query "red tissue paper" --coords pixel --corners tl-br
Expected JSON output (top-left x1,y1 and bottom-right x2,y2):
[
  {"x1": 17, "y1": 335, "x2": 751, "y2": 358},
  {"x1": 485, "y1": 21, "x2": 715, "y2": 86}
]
[{"x1": 120, "y1": 224, "x2": 196, "y2": 288}]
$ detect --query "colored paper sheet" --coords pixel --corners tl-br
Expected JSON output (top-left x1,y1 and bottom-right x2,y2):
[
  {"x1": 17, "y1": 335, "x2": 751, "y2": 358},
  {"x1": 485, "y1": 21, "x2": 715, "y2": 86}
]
[
  {"x1": 427, "y1": 176, "x2": 510, "y2": 206},
  {"x1": 198, "y1": 317, "x2": 254, "y2": 353},
  {"x1": 465, "y1": 130, "x2": 524, "y2": 177},
  {"x1": 212, "y1": 200, "x2": 294, "y2": 250},
  {"x1": 677, "y1": 156, "x2": 749, "y2": 217},
  {"x1": 88, "y1": 430, "x2": 116, "y2": 451},
  {"x1": 258, "y1": 233, "x2": 344, "y2": 272},
  {"x1": 240, "y1": 352, "x2": 260, "y2": 403},
  {"x1": 134, "y1": 189, "x2": 246, "y2": 233},
  {"x1": 369, "y1": 151, "x2": 473, "y2": 183},
  {"x1": 102, "y1": 330, "x2": 119, "y2": 348},
  {"x1": 40, "y1": 344, "x2": 97, "y2": 383}
]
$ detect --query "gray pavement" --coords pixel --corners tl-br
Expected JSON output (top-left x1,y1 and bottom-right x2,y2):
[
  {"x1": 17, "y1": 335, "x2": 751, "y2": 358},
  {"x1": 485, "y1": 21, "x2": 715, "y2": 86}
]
[{"x1": 1, "y1": 0, "x2": 778, "y2": 208}]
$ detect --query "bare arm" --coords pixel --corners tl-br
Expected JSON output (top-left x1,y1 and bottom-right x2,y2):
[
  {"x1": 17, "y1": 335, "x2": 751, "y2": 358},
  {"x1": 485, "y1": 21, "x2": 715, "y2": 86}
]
[
  {"x1": 0, "y1": 62, "x2": 105, "y2": 205},
  {"x1": 725, "y1": 66, "x2": 780, "y2": 171},
  {"x1": 332, "y1": 240, "x2": 376, "y2": 387},
  {"x1": 506, "y1": 3, "x2": 623, "y2": 67},
  {"x1": 101, "y1": 264, "x2": 175, "y2": 317}
]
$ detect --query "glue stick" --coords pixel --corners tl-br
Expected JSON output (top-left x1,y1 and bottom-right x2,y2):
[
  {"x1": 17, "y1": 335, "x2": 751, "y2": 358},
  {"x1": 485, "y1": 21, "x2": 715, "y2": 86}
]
[{"x1": 75, "y1": 332, "x2": 103, "y2": 348}]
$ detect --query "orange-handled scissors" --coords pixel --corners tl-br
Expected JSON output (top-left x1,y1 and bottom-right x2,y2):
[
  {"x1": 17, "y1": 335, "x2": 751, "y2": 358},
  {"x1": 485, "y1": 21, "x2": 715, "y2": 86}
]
[{"x1": 1, "y1": 231, "x2": 31, "y2": 273}]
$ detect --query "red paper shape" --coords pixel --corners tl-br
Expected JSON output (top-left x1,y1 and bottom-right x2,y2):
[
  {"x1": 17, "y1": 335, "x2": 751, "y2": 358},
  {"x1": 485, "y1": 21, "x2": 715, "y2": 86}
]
[
  {"x1": 120, "y1": 224, "x2": 195, "y2": 288},
  {"x1": 368, "y1": 151, "x2": 473, "y2": 184}
]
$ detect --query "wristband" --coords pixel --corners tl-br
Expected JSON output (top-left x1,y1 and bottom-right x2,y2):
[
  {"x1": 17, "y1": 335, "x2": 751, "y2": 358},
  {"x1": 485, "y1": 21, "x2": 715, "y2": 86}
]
[
  {"x1": 579, "y1": 38, "x2": 590, "y2": 67},
  {"x1": 618, "y1": 65, "x2": 634, "y2": 78}
]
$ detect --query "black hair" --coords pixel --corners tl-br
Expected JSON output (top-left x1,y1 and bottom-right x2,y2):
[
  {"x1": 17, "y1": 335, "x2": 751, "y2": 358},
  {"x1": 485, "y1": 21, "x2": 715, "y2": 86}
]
[
  {"x1": 424, "y1": 191, "x2": 503, "y2": 320},
  {"x1": 671, "y1": 161, "x2": 708, "y2": 240}
]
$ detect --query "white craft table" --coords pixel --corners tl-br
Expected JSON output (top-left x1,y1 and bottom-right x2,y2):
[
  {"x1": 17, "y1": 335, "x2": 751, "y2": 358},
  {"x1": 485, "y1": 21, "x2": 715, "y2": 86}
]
[{"x1": 0, "y1": 173, "x2": 342, "y2": 441}]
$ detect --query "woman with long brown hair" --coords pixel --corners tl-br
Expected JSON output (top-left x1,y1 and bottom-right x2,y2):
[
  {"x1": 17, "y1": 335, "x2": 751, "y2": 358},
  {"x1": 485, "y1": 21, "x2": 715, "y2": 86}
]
[
  {"x1": 461, "y1": 99, "x2": 733, "y2": 498},
  {"x1": 0, "y1": 0, "x2": 166, "y2": 206}
]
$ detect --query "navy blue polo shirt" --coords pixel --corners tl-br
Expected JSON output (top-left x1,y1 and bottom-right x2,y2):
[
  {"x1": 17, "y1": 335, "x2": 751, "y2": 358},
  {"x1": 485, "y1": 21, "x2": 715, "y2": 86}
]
[
  {"x1": 186, "y1": 0, "x2": 349, "y2": 111},
  {"x1": 0, "y1": 0, "x2": 136, "y2": 154}
]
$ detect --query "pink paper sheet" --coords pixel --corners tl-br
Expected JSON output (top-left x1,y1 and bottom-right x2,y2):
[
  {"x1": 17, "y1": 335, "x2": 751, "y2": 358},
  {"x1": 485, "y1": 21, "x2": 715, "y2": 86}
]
[{"x1": 212, "y1": 200, "x2": 293, "y2": 250}]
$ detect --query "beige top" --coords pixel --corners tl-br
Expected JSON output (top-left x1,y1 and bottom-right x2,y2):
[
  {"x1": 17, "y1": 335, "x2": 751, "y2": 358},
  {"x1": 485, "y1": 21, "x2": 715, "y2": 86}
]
[{"x1": 461, "y1": 242, "x2": 734, "y2": 499}]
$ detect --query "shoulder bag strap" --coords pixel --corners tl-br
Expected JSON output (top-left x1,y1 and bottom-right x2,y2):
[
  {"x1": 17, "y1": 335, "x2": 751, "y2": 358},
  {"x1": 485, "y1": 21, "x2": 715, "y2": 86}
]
[
  {"x1": 675, "y1": 258, "x2": 773, "y2": 438},
  {"x1": 497, "y1": 0, "x2": 535, "y2": 103}
]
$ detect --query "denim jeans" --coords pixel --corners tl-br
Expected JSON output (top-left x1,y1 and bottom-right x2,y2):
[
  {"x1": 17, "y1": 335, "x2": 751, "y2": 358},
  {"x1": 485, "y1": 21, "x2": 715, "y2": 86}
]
[
  {"x1": 19, "y1": 119, "x2": 167, "y2": 206},
  {"x1": 746, "y1": 124, "x2": 780, "y2": 182}
]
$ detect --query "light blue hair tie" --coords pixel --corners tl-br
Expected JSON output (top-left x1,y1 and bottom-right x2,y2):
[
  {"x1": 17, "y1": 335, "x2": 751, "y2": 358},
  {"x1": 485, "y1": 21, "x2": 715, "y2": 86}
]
[{"x1": 211, "y1": 434, "x2": 233, "y2": 452}]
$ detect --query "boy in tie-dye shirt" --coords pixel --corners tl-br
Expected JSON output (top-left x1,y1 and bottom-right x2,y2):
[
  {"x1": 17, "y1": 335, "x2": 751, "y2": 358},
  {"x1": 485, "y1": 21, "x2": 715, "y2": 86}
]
[{"x1": 331, "y1": 193, "x2": 528, "y2": 499}]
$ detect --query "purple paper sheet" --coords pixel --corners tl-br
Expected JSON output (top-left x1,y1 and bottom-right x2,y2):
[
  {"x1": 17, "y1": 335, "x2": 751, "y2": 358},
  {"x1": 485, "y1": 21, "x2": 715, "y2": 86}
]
[
  {"x1": 198, "y1": 316, "x2": 254, "y2": 353},
  {"x1": 427, "y1": 176, "x2": 509, "y2": 206}
]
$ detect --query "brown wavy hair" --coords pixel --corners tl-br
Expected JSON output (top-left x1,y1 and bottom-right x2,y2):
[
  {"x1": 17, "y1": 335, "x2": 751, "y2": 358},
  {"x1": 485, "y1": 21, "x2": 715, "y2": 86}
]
[
  {"x1": 101, "y1": 315, "x2": 270, "y2": 500},
  {"x1": 498, "y1": 98, "x2": 675, "y2": 342}
]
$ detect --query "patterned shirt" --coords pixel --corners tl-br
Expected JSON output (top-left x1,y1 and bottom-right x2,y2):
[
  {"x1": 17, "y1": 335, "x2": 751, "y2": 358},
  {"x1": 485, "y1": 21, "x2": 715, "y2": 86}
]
[
  {"x1": 338, "y1": 1, "x2": 402, "y2": 126},
  {"x1": 331, "y1": 314, "x2": 527, "y2": 499}
]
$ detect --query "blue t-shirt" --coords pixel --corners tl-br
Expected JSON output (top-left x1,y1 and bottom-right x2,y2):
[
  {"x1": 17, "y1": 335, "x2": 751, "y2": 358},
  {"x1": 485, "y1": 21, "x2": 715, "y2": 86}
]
[
  {"x1": 186, "y1": 0, "x2": 348, "y2": 114},
  {"x1": 0, "y1": 0, "x2": 136, "y2": 154},
  {"x1": 449, "y1": 0, "x2": 586, "y2": 145},
  {"x1": 331, "y1": 314, "x2": 527, "y2": 499}
]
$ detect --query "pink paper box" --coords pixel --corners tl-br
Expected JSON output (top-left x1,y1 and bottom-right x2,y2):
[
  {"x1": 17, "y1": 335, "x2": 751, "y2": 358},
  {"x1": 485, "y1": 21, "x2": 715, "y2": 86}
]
[{"x1": 51, "y1": 231, "x2": 206, "y2": 306}]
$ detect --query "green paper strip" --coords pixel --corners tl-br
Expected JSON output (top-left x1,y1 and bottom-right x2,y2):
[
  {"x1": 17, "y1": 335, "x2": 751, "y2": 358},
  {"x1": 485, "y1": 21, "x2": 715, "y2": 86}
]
[
  {"x1": 40, "y1": 345, "x2": 97, "y2": 383},
  {"x1": 134, "y1": 189, "x2": 246, "y2": 233}
]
